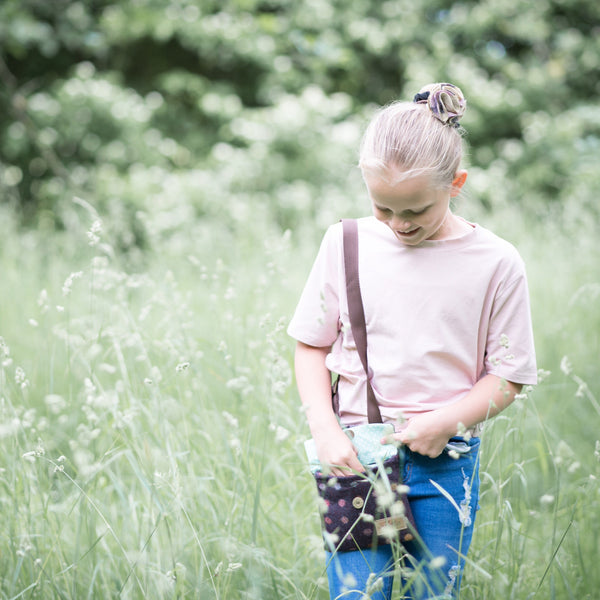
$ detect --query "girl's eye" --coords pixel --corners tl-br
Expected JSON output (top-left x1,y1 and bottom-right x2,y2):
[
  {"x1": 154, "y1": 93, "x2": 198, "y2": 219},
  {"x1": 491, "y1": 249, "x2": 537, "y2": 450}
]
[
  {"x1": 375, "y1": 205, "x2": 429, "y2": 216},
  {"x1": 408, "y1": 207, "x2": 429, "y2": 216}
]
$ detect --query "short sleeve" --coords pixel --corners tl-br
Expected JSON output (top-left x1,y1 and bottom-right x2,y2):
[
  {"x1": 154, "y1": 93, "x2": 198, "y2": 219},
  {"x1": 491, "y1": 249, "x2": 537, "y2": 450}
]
[
  {"x1": 484, "y1": 263, "x2": 538, "y2": 385},
  {"x1": 287, "y1": 224, "x2": 342, "y2": 347}
]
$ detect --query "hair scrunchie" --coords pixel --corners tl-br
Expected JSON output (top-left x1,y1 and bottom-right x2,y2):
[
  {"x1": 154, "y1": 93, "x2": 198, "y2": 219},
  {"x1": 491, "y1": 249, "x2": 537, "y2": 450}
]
[{"x1": 413, "y1": 83, "x2": 466, "y2": 127}]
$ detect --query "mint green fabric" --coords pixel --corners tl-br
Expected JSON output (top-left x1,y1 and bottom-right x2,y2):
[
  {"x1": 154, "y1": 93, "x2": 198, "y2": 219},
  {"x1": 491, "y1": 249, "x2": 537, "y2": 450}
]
[{"x1": 305, "y1": 423, "x2": 397, "y2": 473}]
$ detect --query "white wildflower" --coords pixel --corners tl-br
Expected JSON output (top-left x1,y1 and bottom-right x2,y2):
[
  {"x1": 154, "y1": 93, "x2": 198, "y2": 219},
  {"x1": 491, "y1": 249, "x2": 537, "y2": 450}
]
[
  {"x1": 87, "y1": 219, "x2": 102, "y2": 246},
  {"x1": 15, "y1": 367, "x2": 29, "y2": 389},
  {"x1": 316, "y1": 496, "x2": 329, "y2": 515},
  {"x1": 445, "y1": 565, "x2": 460, "y2": 596},
  {"x1": 150, "y1": 366, "x2": 162, "y2": 383},
  {"x1": 22, "y1": 409, "x2": 36, "y2": 428},
  {"x1": 222, "y1": 411, "x2": 239, "y2": 429},
  {"x1": 0, "y1": 418, "x2": 20, "y2": 439},
  {"x1": 342, "y1": 572, "x2": 357, "y2": 589},
  {"x1": 378, "y1": 523, "x2": 398, "y2": 542},
  {"x1": 499, "y1": 333, "x2": 510, "y2": 348},
  {"x1": 455, "y1": 422, "x2": 471, "y2": 441},
  {"x1": 15, "y1": 366, "x2": 26, "y2": 384},
  {"x1": 366, "y1": 573, "x2": 384, "y2": 594},
  {"x1": 166, "y1": 569, "x2": 177, "y2": 584},
  {"x1": 560, "y1": 356, "x2": 572, "y2": 376},
  {"x1": 376, "y1": 490, "x2": 395, "y2": 511},
  {"x1": 229, "y1": 437, "x2": 241, "y2": 455},
  {"x1": 226, "y1": 375, "x2": 254, "y2": 395},
  {"x1": 62, "y1": 271, "x2": 83, "y2": 296},
  {"x1": 459, "y1": 473, "x2": 473, "y2": 526},
  {"x1": 0, "y1": 338, "x2": 11, "y2": 368},
  {"x1": 274, "y1": 425, "x2": 290, "y2": 443},
  {"x1": 537, "y1": 368, "x2": 551, "y2": 383},
  {"x1": 166, "y1": 562, "x2": 186, "y2": 583},
  {"x1": 44, "y1": 394, "x2": 67, "y2": 414},
  {"x1": 22, "y1": 451, "x2": 37, "y2": 462},
  {"x1": 38, "y1": 289, "x2": 49, "y2": 313},
  {"x1": 35, "y1": 440, "x2": 45, "y2": 457},
  {"x1": 361, "y1": 513, "x2": 374, "y2": 522}
]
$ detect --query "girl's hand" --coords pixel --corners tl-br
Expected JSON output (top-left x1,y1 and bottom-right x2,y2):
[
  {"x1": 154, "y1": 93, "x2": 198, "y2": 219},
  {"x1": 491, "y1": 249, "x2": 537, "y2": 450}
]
[
  {"x1": 389, "y1": 410, "x2": 452, "y2": 458},
  {"x1": 315, "y1": 427, "x2": 365, "y2": 477}
]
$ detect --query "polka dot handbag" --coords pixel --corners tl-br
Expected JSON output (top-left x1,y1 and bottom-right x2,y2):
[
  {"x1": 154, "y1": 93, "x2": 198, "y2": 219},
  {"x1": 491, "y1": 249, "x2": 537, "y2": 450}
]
[{"x1": 313, "y1": 452, "x2": 416, "y2": 552}]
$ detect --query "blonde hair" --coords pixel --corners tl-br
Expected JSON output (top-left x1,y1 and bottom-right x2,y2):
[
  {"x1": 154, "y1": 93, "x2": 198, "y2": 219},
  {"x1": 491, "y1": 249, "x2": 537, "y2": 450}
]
[{"x1": 359, "y1": 83, "x2": 467, "y2": 189}]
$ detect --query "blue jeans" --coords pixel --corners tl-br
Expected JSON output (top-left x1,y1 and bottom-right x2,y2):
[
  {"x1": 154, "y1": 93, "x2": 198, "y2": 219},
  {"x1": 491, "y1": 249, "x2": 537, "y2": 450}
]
[{"x1": 325, "y1": 437, "x2": 480, "y2": 599}]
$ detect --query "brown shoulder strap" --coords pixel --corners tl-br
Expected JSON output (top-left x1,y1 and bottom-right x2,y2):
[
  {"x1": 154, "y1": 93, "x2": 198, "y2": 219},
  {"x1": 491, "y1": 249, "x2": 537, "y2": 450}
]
[{"x1": 341, "y1": 219, "x2": 383, "y2": 424}]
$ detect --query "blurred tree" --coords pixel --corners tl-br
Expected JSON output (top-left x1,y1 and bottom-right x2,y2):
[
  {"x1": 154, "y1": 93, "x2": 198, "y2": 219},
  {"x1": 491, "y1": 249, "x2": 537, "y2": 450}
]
[{"x1": 0, "y1": 0, "x2": 599, "y2": 229}]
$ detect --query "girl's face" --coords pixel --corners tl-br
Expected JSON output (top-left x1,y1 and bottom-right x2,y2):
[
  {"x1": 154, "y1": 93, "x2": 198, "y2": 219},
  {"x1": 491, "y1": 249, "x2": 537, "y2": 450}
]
[{"x1": 363, "y1": 169, "x2": 467, "y2": 246}]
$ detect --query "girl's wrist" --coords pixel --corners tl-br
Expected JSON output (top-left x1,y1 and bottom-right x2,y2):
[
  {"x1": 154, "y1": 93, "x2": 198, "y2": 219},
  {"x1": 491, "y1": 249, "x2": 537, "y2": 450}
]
[
  {"x1": 435, "y1": 406, "x2": 468, "y2": 439},
  {"x1": 307, "y1": 411, "x2": 343, "y2": 439}
]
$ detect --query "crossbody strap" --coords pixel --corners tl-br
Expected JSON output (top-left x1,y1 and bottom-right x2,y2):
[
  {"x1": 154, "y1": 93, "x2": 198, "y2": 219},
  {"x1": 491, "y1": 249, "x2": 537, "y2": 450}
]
[{"x1": 341, "y1": 219, "x2": 383, "y2": 424}]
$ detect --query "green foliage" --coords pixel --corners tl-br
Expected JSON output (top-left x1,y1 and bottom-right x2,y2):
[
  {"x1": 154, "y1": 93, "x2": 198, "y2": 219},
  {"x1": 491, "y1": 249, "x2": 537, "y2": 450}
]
[{"x1": 1, "y1": 0, "x2": 600, "y2": 229}]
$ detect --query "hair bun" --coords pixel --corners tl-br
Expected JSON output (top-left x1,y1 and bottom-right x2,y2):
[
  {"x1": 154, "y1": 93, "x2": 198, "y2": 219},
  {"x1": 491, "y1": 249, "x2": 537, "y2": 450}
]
[{"x1": 414, "y1": 83, "x2": 466, "y2": 127}]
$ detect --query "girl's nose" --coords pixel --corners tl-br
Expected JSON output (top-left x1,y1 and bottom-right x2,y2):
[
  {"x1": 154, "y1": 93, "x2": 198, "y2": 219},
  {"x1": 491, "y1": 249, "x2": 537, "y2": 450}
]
[{"x1": 390, "y1": 214, "x2": 412, "y2": 231}]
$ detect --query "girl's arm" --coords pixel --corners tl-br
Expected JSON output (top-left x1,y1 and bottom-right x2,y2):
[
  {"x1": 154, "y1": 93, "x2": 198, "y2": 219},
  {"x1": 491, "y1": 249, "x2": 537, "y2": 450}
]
[
  {"x1": 393, "y1": 374, "x2": 522, "y2": 458},
  {"x1": 294, "y1": 341, "x2": 364, "y2": 476}
]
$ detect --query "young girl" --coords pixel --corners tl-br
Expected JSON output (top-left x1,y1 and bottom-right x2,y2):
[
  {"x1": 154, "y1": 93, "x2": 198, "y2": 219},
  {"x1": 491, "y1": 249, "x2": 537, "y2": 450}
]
[{"x1": 287, "y1": 83, "x2": 537, "y2": 599}]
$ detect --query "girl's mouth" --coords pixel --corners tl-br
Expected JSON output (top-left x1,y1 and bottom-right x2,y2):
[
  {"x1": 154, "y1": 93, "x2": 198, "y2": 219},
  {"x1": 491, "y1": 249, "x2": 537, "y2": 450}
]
[{"x1": 394, "y1": 228, "x2": 421, "y2": 238}]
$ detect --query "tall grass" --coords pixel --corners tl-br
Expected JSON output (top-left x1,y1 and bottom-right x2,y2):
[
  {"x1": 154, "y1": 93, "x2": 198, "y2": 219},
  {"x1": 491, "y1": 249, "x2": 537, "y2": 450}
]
[{"x1": 0, "y1": 195, "x2": 598, "y2": 599}]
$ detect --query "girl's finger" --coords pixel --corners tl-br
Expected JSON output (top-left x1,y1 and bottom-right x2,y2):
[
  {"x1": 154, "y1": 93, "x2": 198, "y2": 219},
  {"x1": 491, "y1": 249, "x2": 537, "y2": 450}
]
[{"x1": 381, "y1": 433, "x2": 404, "y2": 446}]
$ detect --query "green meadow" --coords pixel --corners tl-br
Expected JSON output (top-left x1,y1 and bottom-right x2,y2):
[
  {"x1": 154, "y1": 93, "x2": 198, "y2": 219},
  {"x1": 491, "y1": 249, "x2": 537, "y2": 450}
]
[{"x1": 1, "y1": 184, "x2": 599, "y2": 599}]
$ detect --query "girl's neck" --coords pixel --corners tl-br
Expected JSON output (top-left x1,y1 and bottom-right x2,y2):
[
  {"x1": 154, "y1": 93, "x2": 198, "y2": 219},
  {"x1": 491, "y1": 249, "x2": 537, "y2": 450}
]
[{"x1": 431, "y1": 212, "x2": 472, "y2": 241}]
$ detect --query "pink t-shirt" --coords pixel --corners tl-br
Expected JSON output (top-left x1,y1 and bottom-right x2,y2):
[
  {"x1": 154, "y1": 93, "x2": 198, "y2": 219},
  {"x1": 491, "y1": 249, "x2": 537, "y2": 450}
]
[{"x1": 288, "y1": 216, "x2": 537, "y2": 427}]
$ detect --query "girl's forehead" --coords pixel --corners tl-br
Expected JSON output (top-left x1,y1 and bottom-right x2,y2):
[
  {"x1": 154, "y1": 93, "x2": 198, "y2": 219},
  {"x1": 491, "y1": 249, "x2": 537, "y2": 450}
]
[{"x1": 363, "y1": 170, "x2": 435, "y2": 198}]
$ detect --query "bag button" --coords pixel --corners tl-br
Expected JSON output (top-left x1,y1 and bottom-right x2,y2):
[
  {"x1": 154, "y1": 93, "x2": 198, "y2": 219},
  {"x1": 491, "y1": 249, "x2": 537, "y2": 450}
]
[{"x1": 352, "y1": 496, "x2": 364, "y2": 509}]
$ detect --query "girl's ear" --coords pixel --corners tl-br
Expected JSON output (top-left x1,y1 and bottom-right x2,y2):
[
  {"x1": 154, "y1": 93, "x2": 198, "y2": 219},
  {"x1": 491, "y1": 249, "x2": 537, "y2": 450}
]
[{"x1": 450, "y1": 170, "x2": 467, "y2": 197}]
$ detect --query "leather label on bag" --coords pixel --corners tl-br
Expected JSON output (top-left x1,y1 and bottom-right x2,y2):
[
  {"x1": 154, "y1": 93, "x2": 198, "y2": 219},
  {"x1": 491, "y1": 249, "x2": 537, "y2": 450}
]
[{"x1": 375, "y1": 515, "x2": 408, "y2": 534}]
